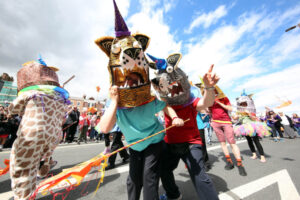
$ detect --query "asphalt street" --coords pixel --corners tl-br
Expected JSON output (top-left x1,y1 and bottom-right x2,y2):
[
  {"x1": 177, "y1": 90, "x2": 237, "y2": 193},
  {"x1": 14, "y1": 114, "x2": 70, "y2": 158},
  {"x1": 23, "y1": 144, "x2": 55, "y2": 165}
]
[{"x1": 0, "y1": 135, "x2": 300, "y2": 200}]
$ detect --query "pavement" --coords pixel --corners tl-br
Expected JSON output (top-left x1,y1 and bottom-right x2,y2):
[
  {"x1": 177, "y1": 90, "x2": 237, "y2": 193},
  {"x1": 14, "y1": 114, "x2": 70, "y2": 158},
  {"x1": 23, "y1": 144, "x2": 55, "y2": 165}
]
[{"x1": 0, "y1": 135, "x2": 300, "y2": 200}]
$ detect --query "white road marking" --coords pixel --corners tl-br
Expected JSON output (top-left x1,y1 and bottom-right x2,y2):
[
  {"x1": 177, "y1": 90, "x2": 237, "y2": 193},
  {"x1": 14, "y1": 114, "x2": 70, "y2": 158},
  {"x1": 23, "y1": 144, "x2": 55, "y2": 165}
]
[{"x1": 218, "y1": 169, "x2": 300, "y2": 200}]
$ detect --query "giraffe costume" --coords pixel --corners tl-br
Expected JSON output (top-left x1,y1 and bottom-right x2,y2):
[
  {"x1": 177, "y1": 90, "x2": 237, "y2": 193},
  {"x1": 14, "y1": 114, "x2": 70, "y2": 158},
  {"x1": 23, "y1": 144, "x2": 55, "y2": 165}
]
[{"x1": 8, "y1": 57, "x2": 70, "y2": 200}]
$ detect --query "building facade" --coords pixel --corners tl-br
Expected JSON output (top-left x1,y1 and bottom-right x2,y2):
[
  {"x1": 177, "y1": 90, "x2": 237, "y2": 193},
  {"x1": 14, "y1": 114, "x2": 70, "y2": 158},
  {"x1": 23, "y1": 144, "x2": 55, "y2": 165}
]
[
  {"x1": 69, "y1": 96, "x2": 106, "y2": 114},
  {"x1": 0, "y1": 80, "x2": 17, "y2": 106}
]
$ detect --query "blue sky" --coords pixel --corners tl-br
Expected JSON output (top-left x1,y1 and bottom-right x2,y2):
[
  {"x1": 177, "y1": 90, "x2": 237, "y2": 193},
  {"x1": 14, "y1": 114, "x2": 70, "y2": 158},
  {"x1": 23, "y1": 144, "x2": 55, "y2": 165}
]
[{"x1": 0, "y1": 0, "x2": 299, "y2": 114}]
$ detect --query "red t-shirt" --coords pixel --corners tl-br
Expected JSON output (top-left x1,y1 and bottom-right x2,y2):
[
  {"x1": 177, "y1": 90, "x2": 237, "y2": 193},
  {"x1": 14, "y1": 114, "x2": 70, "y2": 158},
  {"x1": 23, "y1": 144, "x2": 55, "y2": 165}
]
[
  {"x1": 210, "y1": 97, "x2": 231, "y2": 122},
  {"x1": 164, "y1": 98, "x2": 202, "y2": 145}
]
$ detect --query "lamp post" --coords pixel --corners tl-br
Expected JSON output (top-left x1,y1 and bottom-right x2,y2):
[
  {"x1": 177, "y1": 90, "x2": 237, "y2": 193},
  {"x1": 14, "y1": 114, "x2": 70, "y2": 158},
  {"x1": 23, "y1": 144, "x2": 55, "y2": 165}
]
[{"x1": 285, "y1": 23, "x2": 300, "y2": 32}]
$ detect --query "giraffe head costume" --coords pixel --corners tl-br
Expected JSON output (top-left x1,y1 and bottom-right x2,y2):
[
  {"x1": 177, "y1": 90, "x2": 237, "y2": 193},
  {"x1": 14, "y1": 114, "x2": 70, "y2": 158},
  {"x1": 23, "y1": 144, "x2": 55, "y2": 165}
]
[{"x1": 8, "y1": 56, "x2": 70, "y2": 200}]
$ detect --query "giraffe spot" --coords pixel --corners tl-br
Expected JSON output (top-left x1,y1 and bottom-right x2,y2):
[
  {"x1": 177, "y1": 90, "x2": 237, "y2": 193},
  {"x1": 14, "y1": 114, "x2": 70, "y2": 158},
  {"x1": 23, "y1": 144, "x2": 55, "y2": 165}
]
[
  {"x1": 28, "y1": 130, "x2": 37, "y2": 137},
  {"x1": 17, "y1": 148, "x2": 27, "y2": 157},
  {"x1": 33, "y1": 153, "x2": 39, "y2": 158},
  {"x1": 23, "y1": 188, "x2": 31, "y2": 198},
  {"x1": 29, "y1": 110, "x2": 36, "y2": 118},
  {"x1": 30, "y1": 172, "x2": 35, "y2": 177},
  {"x1": 24, "y1": 149, "x2": 35, "y2": 158},
  {"x1": 48, "y1": 110, "x2": 54, "y2": 116},
  {"x1": 20, "y1": 161, "x2": 31, "y2": 168},
  {"x1": 37, "y1": 121, "x2": 46, "y2": 126},
  {"x1": 14, "y1": 104, "x2": 21, "y2": 110},
  {"x1": 22, "y1": 169, "x2": 30, "y2": 177},
  {"x1": 37, "y1": 140, "x2": 45, "y2": 145},
  {"x1": 31, "y1": 183, "x2": 36, "y2": 191},
  {"x1": 12, "y1": 170, "x2": 22, "y2": 178},
  {"x1": 36, "y1": 115, "x2": 42, "y2": 119},
  {"x1": 43, "y1": 115, "x2": 49, "y2": 121},
  {"x1": 37, "y1": 134, "x2": 43, "y2": 139},
  {"x1": 45, "y1": 134, "x2": 50, "y2": 139},
  {"x1": 37, "y1": 108, "x2": 43, "y2": 113},
  {"x1": 23, "y1": 141, "x2": 35, "y2": 146},
  {"x1": 25, "y1": 121, "x2": 35, "y2": 127}
]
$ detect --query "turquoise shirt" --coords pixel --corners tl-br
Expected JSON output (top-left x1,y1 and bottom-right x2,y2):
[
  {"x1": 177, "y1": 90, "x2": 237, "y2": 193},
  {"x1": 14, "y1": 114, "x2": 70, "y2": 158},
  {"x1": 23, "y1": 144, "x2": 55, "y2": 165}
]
[{"x1": 116, "y1": 99, "x2": 166, "y2": 151}]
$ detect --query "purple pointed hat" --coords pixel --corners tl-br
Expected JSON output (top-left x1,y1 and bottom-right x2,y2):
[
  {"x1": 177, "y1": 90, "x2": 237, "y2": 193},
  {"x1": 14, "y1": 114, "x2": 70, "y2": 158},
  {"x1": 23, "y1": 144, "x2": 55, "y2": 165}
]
[{"x1": 113, "y1": 0, "x2": 131, "y2": 37}]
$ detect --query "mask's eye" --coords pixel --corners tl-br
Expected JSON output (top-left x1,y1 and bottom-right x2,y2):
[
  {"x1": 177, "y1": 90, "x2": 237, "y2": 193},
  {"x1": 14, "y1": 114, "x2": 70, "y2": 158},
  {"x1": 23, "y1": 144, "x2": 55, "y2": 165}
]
[
  {"x1": 133, "y1": 41, "x2": 141, "y2": 48},
  {"x1": 166, "y1": 66, "x2": 173, "y2": 73},
  {"x1": 112, "y1": 43, "x2": 121, "y2": 54}
]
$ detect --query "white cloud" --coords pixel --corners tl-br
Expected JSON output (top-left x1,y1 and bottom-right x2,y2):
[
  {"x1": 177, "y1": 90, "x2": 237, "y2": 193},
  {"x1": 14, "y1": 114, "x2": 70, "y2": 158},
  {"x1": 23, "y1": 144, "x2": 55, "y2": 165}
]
[
  {"x1": 269, "y1": 30, "x2": 300, "y2": 65},
  {"x1": 0, "y1": 0, "x2": 130, "y2": 100},
  {"x1": 181, "y1": 12, "x2": 262, "y2": 85},
  {"x1": 236, "y1": 64, "x2": 300, "y2": 114},
  {"x1": 185, "y1": 5, "x2": 227, "y2": 33}
]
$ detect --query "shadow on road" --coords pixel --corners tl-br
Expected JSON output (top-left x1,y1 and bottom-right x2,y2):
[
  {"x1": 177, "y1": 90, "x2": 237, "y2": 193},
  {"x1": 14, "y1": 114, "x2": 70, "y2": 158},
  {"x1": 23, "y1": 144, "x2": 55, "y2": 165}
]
[{"x1": 159, "y1": 172, "x2": 230, "y2": 199}]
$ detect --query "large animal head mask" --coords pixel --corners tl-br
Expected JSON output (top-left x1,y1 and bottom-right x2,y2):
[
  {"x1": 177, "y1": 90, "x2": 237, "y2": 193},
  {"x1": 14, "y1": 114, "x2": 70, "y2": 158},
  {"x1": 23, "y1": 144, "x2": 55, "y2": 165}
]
[
  {"x1": 95, "y1": 0, "x2": 153, "y2": 108},
  {"x1": 236, "y1": 90, "x2": 256, "y2": 114},
  {"x1": 148, "y1": 53, "x2": 191, "y2": 106}
]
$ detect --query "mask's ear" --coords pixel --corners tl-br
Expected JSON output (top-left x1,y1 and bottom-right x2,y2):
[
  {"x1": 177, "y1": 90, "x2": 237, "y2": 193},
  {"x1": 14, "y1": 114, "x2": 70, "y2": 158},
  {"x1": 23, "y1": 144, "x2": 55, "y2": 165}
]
[
  {"x1": 166, "y1": 53, "x2": 182, "y2": 69},
  {"x1": 95, "y1": 36, "x2": 114, "y2": 57},
  {"x1": 148, "y1": 62, "x2": 156, "y2": 69},
  {"x1": 132, "y1": 33, "x2": 150, "y2": 51}
]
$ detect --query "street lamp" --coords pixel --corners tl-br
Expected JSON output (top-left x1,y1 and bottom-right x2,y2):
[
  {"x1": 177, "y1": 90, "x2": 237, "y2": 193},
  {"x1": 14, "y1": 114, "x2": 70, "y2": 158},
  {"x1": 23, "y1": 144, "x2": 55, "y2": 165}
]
[{"x1": 285, "y1": 23, "x2": 300, "y2": 32}]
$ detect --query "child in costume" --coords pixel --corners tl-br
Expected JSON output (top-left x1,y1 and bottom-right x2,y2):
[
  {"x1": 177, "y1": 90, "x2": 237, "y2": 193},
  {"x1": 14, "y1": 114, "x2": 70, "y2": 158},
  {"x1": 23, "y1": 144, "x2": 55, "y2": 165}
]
[
  {"x1": 198, "y1": 81, "x2": 247, "y2": 176},
  {"x1": 148, "y1": 53, "x2": 219, "y2": 200},
  {"x1": 233, "y1": 91, "x2": 270, "y2": 162},
  {"x1": 8, "y1": 56, "x2": 70, "y2": 200},
  {"x1": 95, "y1": 1, "x2": 184, "y2": 199}
]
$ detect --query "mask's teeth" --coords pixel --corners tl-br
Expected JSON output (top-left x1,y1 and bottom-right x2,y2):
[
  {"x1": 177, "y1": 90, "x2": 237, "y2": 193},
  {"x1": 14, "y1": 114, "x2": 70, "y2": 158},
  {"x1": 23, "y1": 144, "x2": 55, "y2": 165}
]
[
  {"x1": 132, "y1": 84, "x2": 137, "y2": 87},
  {"x1": 138, "y1": 79, "x2": 141, "y2": 86},
  {"x1": 168, "y1": 93, "x2": 172, "y2": 97},
  {"x1": 124, "y1": 80, "x2": 128, "y2": 88},
  {"x1": 173, "y1": 93, "x2": 178, "y2": 97},
  {"x1": 179, "y1": 91, "x2": 184, "y2": 95}
]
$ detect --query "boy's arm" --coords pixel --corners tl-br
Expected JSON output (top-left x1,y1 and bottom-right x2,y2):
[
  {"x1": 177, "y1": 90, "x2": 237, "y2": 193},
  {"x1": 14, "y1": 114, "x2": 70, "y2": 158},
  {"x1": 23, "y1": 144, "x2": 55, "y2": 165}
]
[
  {"x1": 196, "y1": 64, "x2": 220, "y2": 111},
  {"x1": 163, "y1": 106, "x2": 184, "y2": 127},
  {"x1": 99, "y1": 86, "x2": 118, "y2": 133},
  {"x1": 215, "y1": 100, "x2": 233, "y2": 112}
]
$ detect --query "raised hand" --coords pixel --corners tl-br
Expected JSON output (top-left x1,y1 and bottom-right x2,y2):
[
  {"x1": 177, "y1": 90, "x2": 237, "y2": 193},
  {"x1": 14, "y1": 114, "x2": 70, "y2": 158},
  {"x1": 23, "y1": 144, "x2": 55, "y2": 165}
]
[{"x1": 202, "y1": 64, "x2": 220, "y2": 87}]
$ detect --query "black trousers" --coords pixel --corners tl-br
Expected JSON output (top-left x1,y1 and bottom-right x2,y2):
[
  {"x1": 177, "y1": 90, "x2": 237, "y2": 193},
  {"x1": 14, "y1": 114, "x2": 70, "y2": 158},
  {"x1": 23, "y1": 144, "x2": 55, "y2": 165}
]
[
  {"x1": 245, "y1": 136, "x2": 264, "y2": 156},
  {"x1": 104, "y1": 133, "x2": 110, "y2": 147},
  {"x1": 127, "y1": 141, "x2": 162, "y2": 200},
  {"x1": 199, "y1": 129, "x2": 209, "y2": 163},
  {"x1": 108, "y1": 131, "x2": 129, "y2": 165},
  {"x1": 66, "y1": 124, "x2": 78, "y2": 142},
  {"x1": 269, "y1": 124, "x2": 283, "y2": 138},
  {"x1": 160, "y1": 142, "x2": 218, "y2": 200}
]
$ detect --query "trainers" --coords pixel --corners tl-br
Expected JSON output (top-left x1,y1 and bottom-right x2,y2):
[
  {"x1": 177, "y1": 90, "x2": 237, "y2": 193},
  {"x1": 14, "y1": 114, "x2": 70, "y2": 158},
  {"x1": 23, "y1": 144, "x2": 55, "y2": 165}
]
[
  {"x1": 237, "y1": 165, "x2": 247, "y2": 176},
  {"x1": 204, "y1": 162, "x2": 212, "y2": 172},
  {"x1": 224, "y1": 161, "x2": 234, "y2": 170},
  {"x1": 160, "y1": 194, "x2": 182, "y2": 200},
  {"x1": 122, "y1": 155, "x2": 130, "y2": 163}
]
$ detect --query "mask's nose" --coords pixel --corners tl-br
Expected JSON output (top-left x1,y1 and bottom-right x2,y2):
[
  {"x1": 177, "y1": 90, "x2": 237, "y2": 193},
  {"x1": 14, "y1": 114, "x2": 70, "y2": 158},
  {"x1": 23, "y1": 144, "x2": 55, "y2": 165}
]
[{"x1": 123, "y1": 48, "x2": 141, "y2": 60}]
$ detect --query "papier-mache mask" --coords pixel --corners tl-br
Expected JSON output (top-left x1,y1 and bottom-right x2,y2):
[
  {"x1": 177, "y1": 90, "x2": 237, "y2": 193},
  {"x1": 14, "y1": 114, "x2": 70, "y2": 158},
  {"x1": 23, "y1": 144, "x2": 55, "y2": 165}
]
[
  {"x1": 236, "y1": 89, "x2": 256, "y2": 114},
  {"x1": 17, "y1": 55, "x2": 60, "y2": 91},
  {"x1": 147, "y1": 53, "x2": 191, "y2": 106},
  {"x1": 95, "y1": 0, "x2": 154, "y2": 108}
]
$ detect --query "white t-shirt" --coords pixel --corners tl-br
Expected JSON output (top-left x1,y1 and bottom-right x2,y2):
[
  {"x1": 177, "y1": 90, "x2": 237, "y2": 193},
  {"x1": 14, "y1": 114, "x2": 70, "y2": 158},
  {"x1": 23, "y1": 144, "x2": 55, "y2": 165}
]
[{"x1": 281, "y1": 115, "x2": 289, "y2": 126}]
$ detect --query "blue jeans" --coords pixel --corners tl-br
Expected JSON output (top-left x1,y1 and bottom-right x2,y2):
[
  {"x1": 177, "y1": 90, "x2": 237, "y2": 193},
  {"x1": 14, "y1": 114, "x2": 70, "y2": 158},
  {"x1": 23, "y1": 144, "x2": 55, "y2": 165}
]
[
  {"x1": 160, "y1": 142, "x2": 218, "y2": 200},
  {"x1": 89, "y1": 127, "x2": 95, "y2": 139},
  {"x1": 204, "y1": 127, "x2": 213, "y2": 144},
  {"x1": 295, "y1": 127, "x2": 300, "y2": 136}
]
